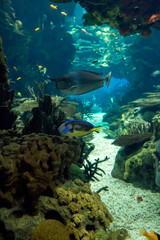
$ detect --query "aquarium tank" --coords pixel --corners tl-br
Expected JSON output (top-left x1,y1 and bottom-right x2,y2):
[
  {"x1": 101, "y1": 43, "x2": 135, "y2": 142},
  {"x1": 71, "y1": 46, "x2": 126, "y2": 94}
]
[{"x1": 0, "y1": 0, "x2": 160, "y2": 239}]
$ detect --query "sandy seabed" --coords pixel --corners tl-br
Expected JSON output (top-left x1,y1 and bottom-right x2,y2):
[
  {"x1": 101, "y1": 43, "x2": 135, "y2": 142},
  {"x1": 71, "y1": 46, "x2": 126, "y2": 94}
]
[{"x1": 88, "y1": 131, "x2": 160, "y2": 240}]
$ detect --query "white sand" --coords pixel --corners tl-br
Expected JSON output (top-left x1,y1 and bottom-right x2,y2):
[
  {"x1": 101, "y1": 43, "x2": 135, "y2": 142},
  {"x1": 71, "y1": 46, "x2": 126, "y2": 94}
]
[{"x1": 88, "y1": 131, "x2": 160, "y2": 240}]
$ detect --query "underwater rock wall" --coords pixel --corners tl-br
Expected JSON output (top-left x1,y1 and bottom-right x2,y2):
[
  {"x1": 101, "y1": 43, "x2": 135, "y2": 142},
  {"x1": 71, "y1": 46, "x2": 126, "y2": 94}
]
[
  {"x1": 112, "y1": 139, "x2": 159, "y2": 190},
  {"x1": 0, "y1": 37, "x2": 17, "y2": 129},
  {"x1": 54, "y1": 0, "x2": 160, "y2": 37}
]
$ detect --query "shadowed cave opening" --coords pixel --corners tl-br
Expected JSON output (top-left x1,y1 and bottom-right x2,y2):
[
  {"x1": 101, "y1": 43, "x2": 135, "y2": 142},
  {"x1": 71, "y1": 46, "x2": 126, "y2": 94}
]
[
  {"x1": 44, "y1": 210, "x2": 66, "y2": 225},
  {"x1": 0, "y1": 221, "x2": 15, "y2": 240}
]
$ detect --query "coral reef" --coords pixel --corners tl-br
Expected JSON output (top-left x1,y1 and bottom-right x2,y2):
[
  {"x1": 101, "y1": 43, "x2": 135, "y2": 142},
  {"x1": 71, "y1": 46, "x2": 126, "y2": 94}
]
[
  {"x1": 130, "y1": 92, "x2": 160, "y2": 107},
  {"x1": 22, "y1": 95, "x2": 82, "y2": 135},
  {"x1": 0, "y1": 37, "x2": 17, "y2": 129},
  {"x1": 0, "y1": 179, "x2": 128, "y2": 240},
  {"x1": 112, "y1": 139, "x2": 159, "y2": 190},
  {"x1": 0, "y1": 132, "x2": 81, "y2": 213},
  {"x1": 31, "y1": 219, "x2": 70, "y2": 240},
  {"x1": 53, "y1": 0, "x2": 160, "y2": 36},
  {"x1": 155, "y1": 141, "x2": 160, "y2": 187}
]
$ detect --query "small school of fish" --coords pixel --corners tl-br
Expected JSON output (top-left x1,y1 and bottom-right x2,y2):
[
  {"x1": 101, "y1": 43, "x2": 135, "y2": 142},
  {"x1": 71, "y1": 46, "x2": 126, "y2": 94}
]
[
  {"x1": 50, "y1": 4, "x2": 67, "y2": 16},
  {"x1": 51, "y1": 70, "x2": 111, "y2": 95},
  {"x1": 58, "y1": 120, "x2": 101, "y2": 137}
]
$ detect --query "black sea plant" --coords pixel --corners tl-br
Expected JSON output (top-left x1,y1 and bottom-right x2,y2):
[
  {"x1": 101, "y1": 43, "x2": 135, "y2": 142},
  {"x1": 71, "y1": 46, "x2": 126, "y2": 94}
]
[{"x1": 83, "y1": 156, "x2": 109, "y2": 182}]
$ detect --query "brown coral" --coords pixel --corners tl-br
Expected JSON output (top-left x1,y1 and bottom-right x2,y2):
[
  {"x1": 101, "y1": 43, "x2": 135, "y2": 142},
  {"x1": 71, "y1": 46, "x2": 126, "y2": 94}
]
[
  {"x1": 0, "y1": 132, "x2": 81, "y2": 213},
  {"x1": 31, "y1": 219, "x2": 70, "y2": 240},
  {"x1": 0, "y1": 179, "x2": 129, "y2": 240}
]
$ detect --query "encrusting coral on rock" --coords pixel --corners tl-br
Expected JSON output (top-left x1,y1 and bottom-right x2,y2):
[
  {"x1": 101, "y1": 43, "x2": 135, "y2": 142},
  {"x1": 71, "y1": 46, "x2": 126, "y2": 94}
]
[
  {"x1": 112, "y1": 139, "x2": 159, "y2": 190},
  {"x1": 0, "y1": 132, "x2": 81, "y2": 213},
  {"x1": 0, "y1": 179, "x2": 129, "y2": 240},
  {"x1": 31, "y1": 219, "x2": 70, "y2": 240},
  {"x1": 52, "y1": 0, "x2": 160, "y2": 37}
]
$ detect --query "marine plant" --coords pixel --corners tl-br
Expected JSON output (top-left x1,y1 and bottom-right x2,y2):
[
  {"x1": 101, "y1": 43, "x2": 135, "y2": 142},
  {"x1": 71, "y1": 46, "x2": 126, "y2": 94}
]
[{"x1": 83, "y1": 156, "x2": 109, "y2": 181}]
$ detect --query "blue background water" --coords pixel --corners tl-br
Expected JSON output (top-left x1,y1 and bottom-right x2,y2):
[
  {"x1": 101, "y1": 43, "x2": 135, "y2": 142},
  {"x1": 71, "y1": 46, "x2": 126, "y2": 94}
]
[{"x1": 3, "y1": 0, "x2": 160, "y2": 109}]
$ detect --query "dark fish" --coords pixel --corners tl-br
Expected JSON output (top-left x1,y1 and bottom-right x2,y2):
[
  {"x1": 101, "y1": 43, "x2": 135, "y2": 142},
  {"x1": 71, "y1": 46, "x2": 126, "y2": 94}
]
[
  {"x1": 51, "y1": 70, "x2": 111, "y2": 95},
  {"x1": 92, "y1": 60, "x2": 99, "y2": 63}
]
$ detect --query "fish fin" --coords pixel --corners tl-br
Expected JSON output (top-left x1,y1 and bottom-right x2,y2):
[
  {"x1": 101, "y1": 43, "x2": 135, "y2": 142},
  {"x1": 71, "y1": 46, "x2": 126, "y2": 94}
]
[
  {"x1": 139, "y1": 229, "x2": 148, "y2": 237},
  {"x1": 70, "y1": 85, "x2": 78, "y2": 90},
  {"x1": 104, "y1": 71, "x2": 111, "y2": 88},
  {"x1": 70, "y1": 85, "x2": 79, "y2": 93},
  {"x1": 93, "y1": 126, "x2": 102, "y2": 133}
]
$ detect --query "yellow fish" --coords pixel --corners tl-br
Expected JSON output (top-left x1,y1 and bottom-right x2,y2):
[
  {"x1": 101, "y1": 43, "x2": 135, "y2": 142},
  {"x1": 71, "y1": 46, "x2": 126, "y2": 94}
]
[
  {"x1": 58, "y1": 120, "x2": 101, "y2": 137},
  {"x1": 13, "y1": 66, "x2": 17, "y2": 71},
  {"x1": 139, "y1": 229, "x2": 160, "y2": 240},
  {"x1": 16, "y1": 77, "x2": 21, "y2": 80},
  {"x1": 50, "y1": 4, "x2": 57, "y2": 9},
  {"x1": 61, "y1": 11, "x2": 67, "y2": 16},
  {"x1": 35, "y1": 27, "x2": 40, "y2": 31},
  {"x1": 17, "y1": 92, "x2": 22, "y2": 96},
  {"x1": 112, "y1": 33, "x2": 116, "y2": 36},
  {"x1": 38, "y1": 66, "x2": 43, "y2": 69}
]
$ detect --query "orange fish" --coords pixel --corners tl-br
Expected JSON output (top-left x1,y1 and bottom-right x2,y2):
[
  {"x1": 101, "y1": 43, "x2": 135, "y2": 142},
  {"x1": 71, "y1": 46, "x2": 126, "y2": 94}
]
[
  {"x1": 139, "y1": 229, "x2": 160, "y2": 240},
  {"x1": 81, "y1": 28, "x2": 88, "y2": 34},
  {"x1": 149, "y1": 14, "x2": 160, "y2": 23}
]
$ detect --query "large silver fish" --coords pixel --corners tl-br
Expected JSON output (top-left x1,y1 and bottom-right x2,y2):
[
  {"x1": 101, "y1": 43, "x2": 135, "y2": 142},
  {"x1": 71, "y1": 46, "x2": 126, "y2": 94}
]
[{"x1": 51, "y1": 70, "x2": 111, "y2": 95}]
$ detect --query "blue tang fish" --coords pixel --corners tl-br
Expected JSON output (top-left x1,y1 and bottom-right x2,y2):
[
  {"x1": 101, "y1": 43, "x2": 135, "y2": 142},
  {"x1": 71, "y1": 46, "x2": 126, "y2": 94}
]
[
  {"x1": 51, "y1": 70, "x2": 111, "y2": 95},
  {"x1": 58, "y1": 120, "x2": 102, "y2": 137}
]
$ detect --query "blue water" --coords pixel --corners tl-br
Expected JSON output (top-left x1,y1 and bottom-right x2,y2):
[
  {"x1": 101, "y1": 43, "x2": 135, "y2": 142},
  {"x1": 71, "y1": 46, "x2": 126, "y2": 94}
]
[{"x1": 3, "y1": 0, "x2": 160, "y2": 105}]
